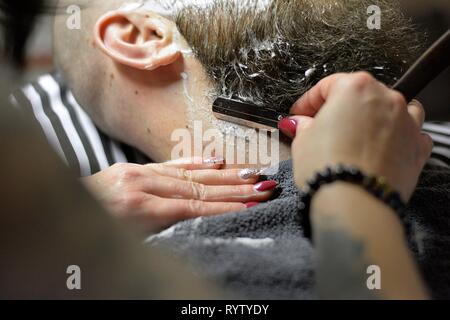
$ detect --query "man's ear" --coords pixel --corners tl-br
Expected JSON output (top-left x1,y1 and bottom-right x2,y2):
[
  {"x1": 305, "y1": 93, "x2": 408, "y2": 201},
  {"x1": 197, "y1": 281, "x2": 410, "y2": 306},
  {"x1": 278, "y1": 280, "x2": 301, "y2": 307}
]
[{"x1": 94, "y1": 10, "x2": 181, "y2": 70}]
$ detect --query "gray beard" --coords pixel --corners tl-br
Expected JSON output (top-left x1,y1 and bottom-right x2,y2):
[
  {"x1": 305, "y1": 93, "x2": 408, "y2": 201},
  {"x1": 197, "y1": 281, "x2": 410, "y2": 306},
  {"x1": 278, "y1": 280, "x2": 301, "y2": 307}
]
[{"x1": 176, "y1": 0, "x2": 422, "y2": 113}]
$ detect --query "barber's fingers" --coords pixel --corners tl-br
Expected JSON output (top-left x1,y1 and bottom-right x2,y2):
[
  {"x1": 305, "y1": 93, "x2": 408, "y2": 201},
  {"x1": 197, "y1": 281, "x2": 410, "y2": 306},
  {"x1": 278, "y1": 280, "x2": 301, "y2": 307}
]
[
  {"x1": 404, "y1": 99, "x2": 430, "y2": 166},
  {"x1": 147, "y1": 197, "x2": 248, "y2": 221},
  {"x1": 419, "y1": 133, "x2": 434, "y2": 167},
  {"x1": 141, "y1": 175, "x2": 277, "y2": 203},
  {"x1": 145, "y1": 165, "x2": 260, "y2": 185},
  {"x1": 278, "y1": 116, "x2": 314, "y2": 139},
  {"x1": 407, "y1": 100, "x2": 426, "y2": 128},
  {"x1": 406, "y1": 99, "x2": 430, "y2": 166},
  {"x1": 290, "y1": 73, "x2": 347, "y2": 117},
  {"x1": 161, "y1": 156, "x2": 224, "y2": 170}
]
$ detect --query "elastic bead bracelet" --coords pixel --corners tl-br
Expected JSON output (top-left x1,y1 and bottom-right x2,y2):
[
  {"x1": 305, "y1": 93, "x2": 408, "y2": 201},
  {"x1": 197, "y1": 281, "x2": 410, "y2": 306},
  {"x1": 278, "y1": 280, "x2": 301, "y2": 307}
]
[{"x1": 299, "y1": 164, "x2": 408, "y2": 240}]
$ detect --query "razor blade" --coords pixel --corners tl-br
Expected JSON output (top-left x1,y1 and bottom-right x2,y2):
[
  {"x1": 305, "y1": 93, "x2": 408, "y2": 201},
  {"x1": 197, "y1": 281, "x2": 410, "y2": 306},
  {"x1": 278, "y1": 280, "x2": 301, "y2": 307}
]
[{"x1": 213, "y1": 97, "x2": 288, "y2": 131}]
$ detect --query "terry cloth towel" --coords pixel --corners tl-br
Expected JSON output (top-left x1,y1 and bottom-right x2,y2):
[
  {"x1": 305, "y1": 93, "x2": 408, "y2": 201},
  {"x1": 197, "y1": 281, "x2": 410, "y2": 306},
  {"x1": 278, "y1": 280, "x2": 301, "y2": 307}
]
[{"x1": 147, "y1": 160, "x2": 450, "y2": 299}]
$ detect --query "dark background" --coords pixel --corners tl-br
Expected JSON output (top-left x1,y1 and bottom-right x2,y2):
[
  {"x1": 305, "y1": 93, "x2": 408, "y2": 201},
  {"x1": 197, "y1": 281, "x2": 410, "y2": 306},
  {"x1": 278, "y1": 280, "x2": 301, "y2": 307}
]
[{"x1": 400, "y1": 0, "x2": 450, "y2": 120}]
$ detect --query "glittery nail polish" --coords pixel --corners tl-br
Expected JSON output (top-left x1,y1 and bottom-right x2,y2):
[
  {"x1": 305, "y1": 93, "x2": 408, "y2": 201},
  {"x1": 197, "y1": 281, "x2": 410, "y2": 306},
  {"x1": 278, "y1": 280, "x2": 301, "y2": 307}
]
[
  {"x1": 238, "y1": 168, "x2": 261, "y2": 180},
  {"x1": 203, "y1": 156, "x2": 225, "y2": 165}
]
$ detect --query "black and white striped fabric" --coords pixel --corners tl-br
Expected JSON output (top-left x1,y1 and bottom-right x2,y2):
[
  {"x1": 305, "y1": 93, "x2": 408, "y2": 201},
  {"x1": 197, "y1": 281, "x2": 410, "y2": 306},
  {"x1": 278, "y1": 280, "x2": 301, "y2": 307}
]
[
  {"x1": 10, "y1": 72, "x2": 450, "y2": 177},
  {"x1": 10, "y1": 73, "x2": 149, "y2": 177},
  {"x1": 423, "y1": 122, "x2": 450, "y2": 169}
]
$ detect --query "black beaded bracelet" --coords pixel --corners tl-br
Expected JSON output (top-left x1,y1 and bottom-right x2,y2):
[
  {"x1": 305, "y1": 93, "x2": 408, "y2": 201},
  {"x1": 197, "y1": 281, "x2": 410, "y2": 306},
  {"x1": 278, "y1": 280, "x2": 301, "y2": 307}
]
[{"x1": 299, "y1": 164, "x2": 408, "y2": 240}]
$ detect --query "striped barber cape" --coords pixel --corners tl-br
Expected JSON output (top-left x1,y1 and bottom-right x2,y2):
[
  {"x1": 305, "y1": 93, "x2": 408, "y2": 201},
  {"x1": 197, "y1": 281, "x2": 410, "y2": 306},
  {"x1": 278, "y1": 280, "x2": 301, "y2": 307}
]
[
  {"x1": 10, "y1": 72, "x2": 450, "y2": 177},
  {"x1": 10, "y1": 72, "x2": 149, "y2": 177}
]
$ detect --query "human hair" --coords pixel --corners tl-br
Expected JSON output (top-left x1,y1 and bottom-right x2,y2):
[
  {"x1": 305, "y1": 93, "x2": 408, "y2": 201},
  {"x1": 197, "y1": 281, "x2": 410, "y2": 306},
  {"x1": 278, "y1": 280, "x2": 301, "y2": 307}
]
[
  {"x1": 54, "y1": 0, "x2": 422, "y2": 113},
  {"x1": 173, "y1": 0, "x2": 421, "y2": 112}
]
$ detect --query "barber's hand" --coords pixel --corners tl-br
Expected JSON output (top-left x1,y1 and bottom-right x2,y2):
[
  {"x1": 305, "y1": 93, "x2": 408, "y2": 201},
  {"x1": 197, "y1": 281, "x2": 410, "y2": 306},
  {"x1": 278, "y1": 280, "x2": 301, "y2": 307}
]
[
  {"x1": 280, "y1": 72, "x2": 433, "y2": 201},
  {"x1": 81, "y1": 157, "x2": 276, "y2": 231}
]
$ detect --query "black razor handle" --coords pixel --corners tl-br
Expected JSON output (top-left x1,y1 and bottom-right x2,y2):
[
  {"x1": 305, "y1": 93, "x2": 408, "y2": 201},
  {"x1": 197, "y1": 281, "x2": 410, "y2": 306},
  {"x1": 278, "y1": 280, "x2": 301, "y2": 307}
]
[
  {"x1": 213, "y1": 97, "x2": 288, "y2": 130},
  {"x1": 393, "y1": 29, "x2": 450, "y2": 102}
]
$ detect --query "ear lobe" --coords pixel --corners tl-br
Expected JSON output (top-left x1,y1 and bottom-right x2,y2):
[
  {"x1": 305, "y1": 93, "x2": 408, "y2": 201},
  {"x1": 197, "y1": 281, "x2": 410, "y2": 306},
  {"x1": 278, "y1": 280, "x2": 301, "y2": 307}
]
[{"x1": 94, "y1": 10, "x2": 181, "y2": 70}]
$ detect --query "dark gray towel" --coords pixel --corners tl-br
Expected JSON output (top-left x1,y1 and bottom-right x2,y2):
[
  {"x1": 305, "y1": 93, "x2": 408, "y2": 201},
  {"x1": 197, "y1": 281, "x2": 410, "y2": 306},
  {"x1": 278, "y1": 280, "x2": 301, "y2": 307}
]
[{"x1": 148, "y1": 160, "x2": 450, "y2": 299}]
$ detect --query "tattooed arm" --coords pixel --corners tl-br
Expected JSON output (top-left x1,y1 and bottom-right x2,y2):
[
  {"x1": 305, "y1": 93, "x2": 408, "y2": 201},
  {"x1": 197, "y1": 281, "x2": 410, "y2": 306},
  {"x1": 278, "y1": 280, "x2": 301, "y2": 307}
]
[{"x1": 311, "y1": 182, "x2": 429, "y2": 300}]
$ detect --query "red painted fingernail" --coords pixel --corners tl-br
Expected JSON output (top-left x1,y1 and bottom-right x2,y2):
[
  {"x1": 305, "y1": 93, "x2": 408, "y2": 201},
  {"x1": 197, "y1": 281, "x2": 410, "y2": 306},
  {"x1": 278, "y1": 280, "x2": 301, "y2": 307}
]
[
  {"x1": 254, "y1": 180, "x2": 278, "y2": 192},
  {"x1": 278, "y1": 118, "x2": 298, "y2": 138},
  {"x1": 245, "y1": 202, "x2": 260, "y2": 208}
]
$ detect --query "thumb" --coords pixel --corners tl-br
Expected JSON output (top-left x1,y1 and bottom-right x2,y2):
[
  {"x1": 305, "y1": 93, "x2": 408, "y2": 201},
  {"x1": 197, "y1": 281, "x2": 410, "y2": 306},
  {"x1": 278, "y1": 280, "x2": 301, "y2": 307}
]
[{"x1": 278, "y1": 116, "x2": 314, "y2": 139}]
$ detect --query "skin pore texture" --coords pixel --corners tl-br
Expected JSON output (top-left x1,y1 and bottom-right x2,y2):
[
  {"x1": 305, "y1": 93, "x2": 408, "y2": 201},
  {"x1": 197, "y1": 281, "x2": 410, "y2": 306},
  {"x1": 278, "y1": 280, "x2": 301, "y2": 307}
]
[{"x1": 54, "y1": 0, "x2": 421, "y2": 167}]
